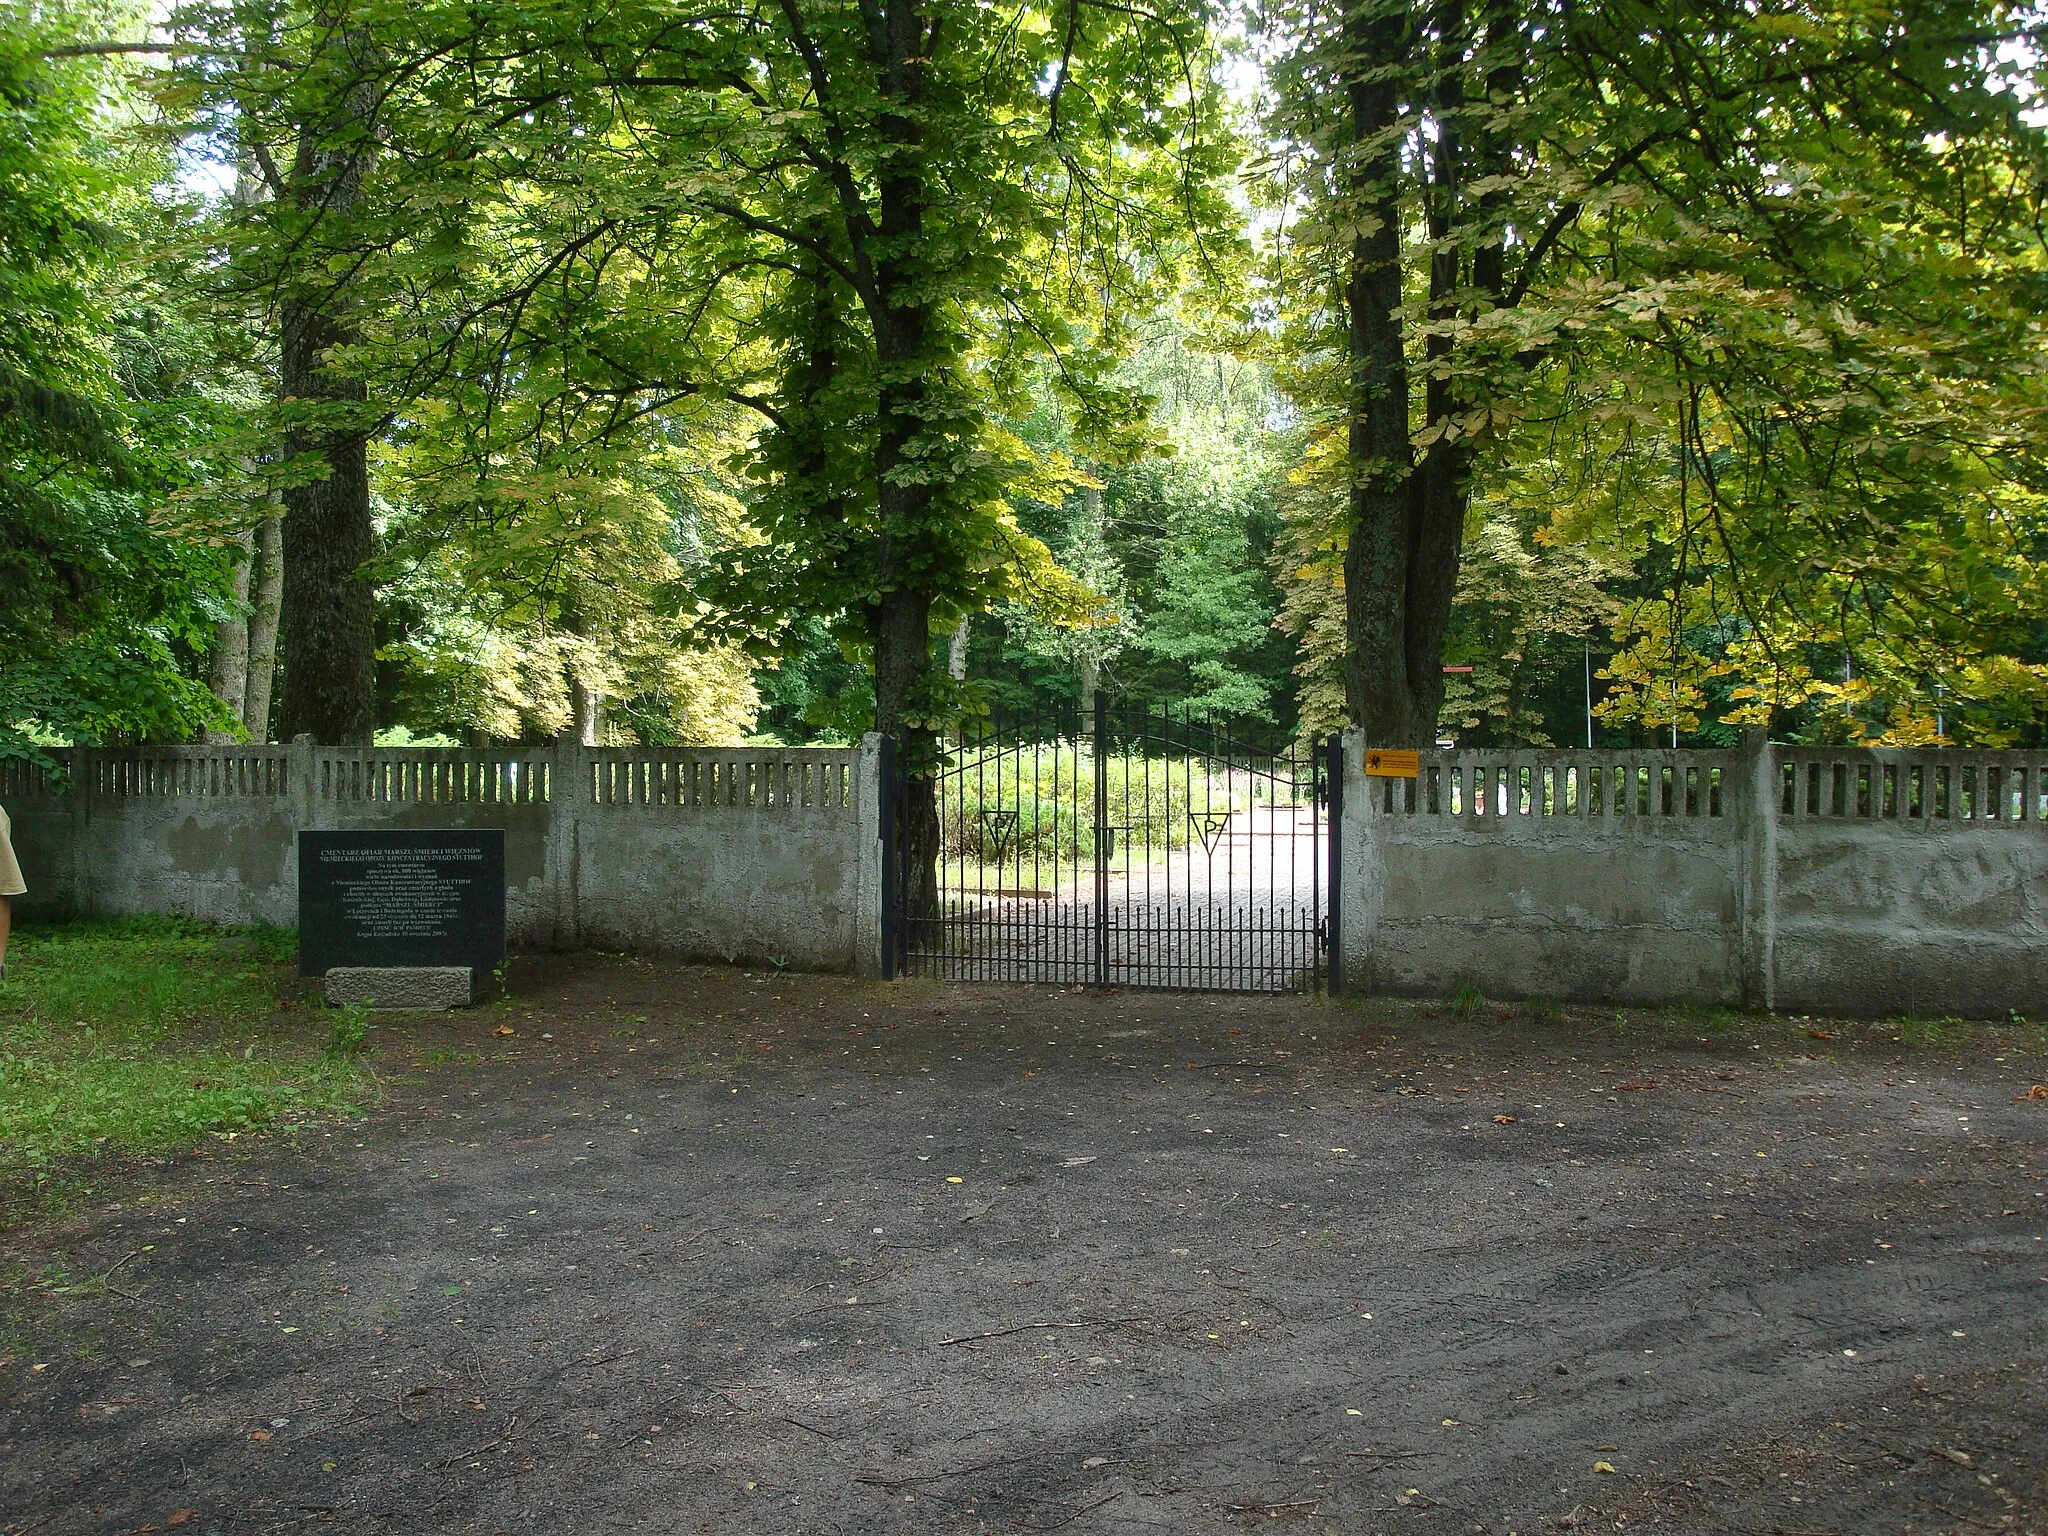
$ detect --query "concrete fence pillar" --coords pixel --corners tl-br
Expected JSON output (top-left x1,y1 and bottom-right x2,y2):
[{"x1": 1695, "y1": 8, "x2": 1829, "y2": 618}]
[
  {"x1": 1737, "y1": 727, "x2": 1778, "y2": 1010},
  {"x1": 854, "y1": 733, "x2": 885, "y2": 978},
  {"x1": 1336, "y1": 727, "x2": 1378, "y2": 996},
  {"x1": 549, "y1": 738, "x2": 583, "y2": 949},
  {"x1": 285, "y1": 736, "x2": 319, "y2": 924},
  {"x1": 289, "y1": 735, "x2": 319, "y2": 829}
]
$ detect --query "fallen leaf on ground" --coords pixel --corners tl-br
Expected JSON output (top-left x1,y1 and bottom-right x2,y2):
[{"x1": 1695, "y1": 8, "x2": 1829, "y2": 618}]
[
  {"x1": 1806, "y1": 1028, "x2": 1833, "y2": 1040},
  {"x1": 248, "y1": 1430, "x2": 271, "y2": 1441},
  {"x1": 1493, "y1": 1115, "x2": 1517, "y2": 1125},
  {"x1": 494, "y1": 1026, "x2": 515, "y2": 1037},
  {"x1": 2016, "y1": 1084, "x2": 2048, "y2": 1101},
  {"x1": 1592, "y1": 1460, "x2": 1618, "y2": 1474},
  {"x1": 166, "y1": 1512, "x2": 196, "y2": 1527}
]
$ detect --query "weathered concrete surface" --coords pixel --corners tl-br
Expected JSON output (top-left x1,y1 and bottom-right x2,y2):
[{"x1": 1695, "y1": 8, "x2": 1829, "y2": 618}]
[
  {"x1": 1775, "y1": 818, "x2": 2048, "y2": 1016},
  {"x1": 1367, "y1": 833, "x2": 1742, "y2": 1006},
  {"x1": 571, "y1": 800, "x2": 856, "y2": 970},
  {"x1": 324, "y1": 966, "x2": 474, "y2": 1010},
  {"x1": 1342, "y1": 733, "x2": 2048, "y2": 1017}
]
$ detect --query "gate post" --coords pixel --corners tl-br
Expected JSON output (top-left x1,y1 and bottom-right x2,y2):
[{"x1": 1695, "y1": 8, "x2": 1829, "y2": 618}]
[
  {"x1": 1325, "y1": 733, "x2": 1344, "y2": 995},
  {"x1": 877, "y1": 734, "x2": 899, "y2": 980}
]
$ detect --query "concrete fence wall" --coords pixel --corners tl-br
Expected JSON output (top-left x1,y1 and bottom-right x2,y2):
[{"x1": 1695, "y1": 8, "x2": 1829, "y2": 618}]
[
  {"x1": 7, "y1": 732, "x2": 2043, "y2": 1014},
  {"x1": 1339, "y1": 730, "x2": 2048, "y2": 1017},
  {"x1": 0, "y1": 738, "x2": 883, "y2": 975}
]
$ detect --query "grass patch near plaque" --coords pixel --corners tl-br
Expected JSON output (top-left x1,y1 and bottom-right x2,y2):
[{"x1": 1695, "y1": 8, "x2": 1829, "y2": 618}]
[{"x1": 0, "y1": 915, "x2": 373, "y2": 1215}]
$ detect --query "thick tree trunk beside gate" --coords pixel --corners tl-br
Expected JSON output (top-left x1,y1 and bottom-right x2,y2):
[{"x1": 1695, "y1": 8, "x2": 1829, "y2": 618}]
[
  {"x1": 273, "y1": 40, "x2": 380, "y2": 747},
  {"x1": 276, "y1": 287, "x2": 376, "y2": 746},
  {"x1": 865, "y1": 0, "x2": 943, "y2": 923},
  {"x1": 1341, "y1": 0, "x2": 1424, "y2": 746},
  {"x1": 1338, "y1": 0, "x2": 1518, "y2": 746}
]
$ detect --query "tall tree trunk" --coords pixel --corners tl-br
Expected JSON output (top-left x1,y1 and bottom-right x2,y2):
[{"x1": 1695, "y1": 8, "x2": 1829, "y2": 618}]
[
  {"x1": 244, "y1": 508, "x2": 283, "y2": 743},
  {"x1": 866, "y1": 0, "x2": 941, "y2": 924},
  {"x1": 276, "y1": 308, "x2": 375, "y2": 745},
  {"x1": 947, "y1": 616, "x2": 969, "y2": 681},
  {"x1": 1341, "y1": 0, "x2": 1421, "y2": 743},
  {"x1": 568, "y1": 677, "x2": 600, "y2": 746},
  {"x1": 274, "y1": 42, "x2": 379, "y2": 746},
  {"x1": 1402, "y1": 0, "x2": 1471, "y2": 745},
  {"x1": 205, "y1": 525, "x2": 255, "y2": 740},
  {"x1": 1338, "y1": 0, "x2": 1517, "y2": 746}
]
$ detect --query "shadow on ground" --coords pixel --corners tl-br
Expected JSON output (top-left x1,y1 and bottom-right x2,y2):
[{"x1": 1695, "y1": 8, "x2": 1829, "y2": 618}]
[{"x1": 4, "y1": 956, "x2": 2045, "y2": 1534}]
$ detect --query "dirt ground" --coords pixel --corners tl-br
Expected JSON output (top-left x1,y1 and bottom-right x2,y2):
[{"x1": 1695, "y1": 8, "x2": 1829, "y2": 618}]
[{"x1": 4, "y1": 956, "x2": 2046, "y2": 1536}]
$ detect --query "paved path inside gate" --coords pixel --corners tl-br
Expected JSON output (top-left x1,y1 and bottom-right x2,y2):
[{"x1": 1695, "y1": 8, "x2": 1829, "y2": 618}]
[
  {"x1": 944, "y1": 807, "x2": 1329, "y2": 988},
  {"x1": 5, "y1": 959, "x2": 2045, "y2": 1535}
]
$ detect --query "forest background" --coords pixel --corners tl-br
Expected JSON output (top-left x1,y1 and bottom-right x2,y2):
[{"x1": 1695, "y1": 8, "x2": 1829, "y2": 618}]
[{"x1": 5, "y1": 0, "x2": 2048, "y2": 770}]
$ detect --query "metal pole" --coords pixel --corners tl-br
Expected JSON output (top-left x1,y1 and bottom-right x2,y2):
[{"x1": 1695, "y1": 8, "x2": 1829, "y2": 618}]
[
  {"x1": 1325, "y1": 733, "x2": 1343, "y2": 996},
  {"x1": 1093, "y1": 689, "x2": 1109, "y2": 988},
  {"x1": 878, "y1": 734, "x2": 898, "y2": 980}
]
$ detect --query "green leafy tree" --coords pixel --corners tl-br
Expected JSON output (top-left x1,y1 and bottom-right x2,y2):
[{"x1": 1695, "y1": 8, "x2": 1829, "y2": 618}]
[
  {"x1": 238, "y1": 0, "x2": 1244, "y2": 909},
  {"x1": 0, "y1": 5, "x2": 237, "y2": 759},
  {"x1": 979, "y1": 330, "x2": 1297, "y2": 733},
  {"x1": 1262, "y1": 0, "x2": 2048, "y2": 745}
]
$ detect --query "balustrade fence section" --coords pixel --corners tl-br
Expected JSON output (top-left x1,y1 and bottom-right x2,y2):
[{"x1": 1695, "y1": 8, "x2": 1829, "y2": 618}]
[
  {"x1": 1370, "y1": 751, "x2": 1738, "y2": 825},
  {"x1": 317, "y1": 750, "x2": 549, "y2": 806},
  {"x1": 3, "y1": 740, "x2": 877, "y2": 973},
  {"x1": 1346, "y1": 735, "x2": 2048, "y2": 1017},
  {"x1": 1776, "y1": 748, "x2": 2048, "y2": 824},
  {"x1": 587, "y1": 749, "x2": 853, "y2": 811}
]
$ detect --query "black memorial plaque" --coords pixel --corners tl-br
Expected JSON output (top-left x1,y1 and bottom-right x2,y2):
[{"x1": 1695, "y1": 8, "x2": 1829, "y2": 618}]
[{"x1": 297, "y1": 830, "x2": 506, "y2": 977}]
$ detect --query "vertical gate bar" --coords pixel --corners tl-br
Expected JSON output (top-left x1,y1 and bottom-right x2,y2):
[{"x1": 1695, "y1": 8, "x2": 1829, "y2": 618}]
[
  {"x1": 956, "y1": 719, "x2": 966, "y2": 980},
  {"x1": 1141, "y1": 706, "x2": 1154, "y2": 934},
  {"x1": 879, "y1": 734, "x2": 898, "y2": 980},
  {"x1": 1093, "y1": 690, "x2": 1109, "y2": 988},
  {"x1": 976, "y1": 719, "x2": 988, "y2": 974}
]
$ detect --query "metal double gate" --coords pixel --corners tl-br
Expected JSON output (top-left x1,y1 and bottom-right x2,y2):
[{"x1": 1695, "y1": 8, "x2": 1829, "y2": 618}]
[{"x1": 883, "y1": 699, "x2": 1341, "y2": 993}]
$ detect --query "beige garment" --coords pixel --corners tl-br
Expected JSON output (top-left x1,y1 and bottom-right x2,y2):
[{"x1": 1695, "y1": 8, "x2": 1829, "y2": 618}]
[{"x1": 0, "y1": 803, "x2": 25, "y2": 896}]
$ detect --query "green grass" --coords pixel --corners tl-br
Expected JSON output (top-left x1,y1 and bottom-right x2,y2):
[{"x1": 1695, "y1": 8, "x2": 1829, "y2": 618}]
[
  {"x1": 0, "y1": 916, "x2": 372, "y2": 1197},
  {"x1": 1444, "y1": 979, "x2": 1487, "y2": 1020}
]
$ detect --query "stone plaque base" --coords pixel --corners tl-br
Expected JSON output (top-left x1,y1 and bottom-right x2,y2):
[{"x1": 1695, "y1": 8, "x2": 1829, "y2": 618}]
[{"x1": 325, "y1": 966, "x2": 474, "y2": 1011}]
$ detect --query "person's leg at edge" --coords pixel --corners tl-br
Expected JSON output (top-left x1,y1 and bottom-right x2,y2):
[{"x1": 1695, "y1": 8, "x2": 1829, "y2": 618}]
[{"x1": 0, "y1": 893, "x2": 11, "y2": 979}]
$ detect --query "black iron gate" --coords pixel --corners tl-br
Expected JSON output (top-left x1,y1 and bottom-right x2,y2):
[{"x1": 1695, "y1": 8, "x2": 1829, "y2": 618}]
[{"x1": 883, "y1": 698, "x2": 1341, "y2": 993}]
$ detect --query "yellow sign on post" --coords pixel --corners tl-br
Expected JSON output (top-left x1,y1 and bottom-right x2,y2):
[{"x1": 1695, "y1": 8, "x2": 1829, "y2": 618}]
[{"x1": 1364, "y1": 748, "x2": 1421, "y2": 779}]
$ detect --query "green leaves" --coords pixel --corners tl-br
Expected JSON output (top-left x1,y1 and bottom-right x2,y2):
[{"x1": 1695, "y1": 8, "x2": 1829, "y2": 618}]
[
  {"x1": 1263, "y1": 0, "x2": 2048, "y2": 744},
  {"x1": 0, "y1": 11, "x2": 241, "y2": 757}
]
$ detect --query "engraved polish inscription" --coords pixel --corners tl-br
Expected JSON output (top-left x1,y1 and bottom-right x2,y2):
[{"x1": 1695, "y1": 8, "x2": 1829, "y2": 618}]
[{"x1": 298, "y1": 830, "x2": 506, "y2": 976}]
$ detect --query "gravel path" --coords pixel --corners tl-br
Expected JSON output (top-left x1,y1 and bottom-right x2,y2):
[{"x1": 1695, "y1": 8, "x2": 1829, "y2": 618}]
[{"x1": 4, "y1": 958, "x2": 2044, "y2": 1534}]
